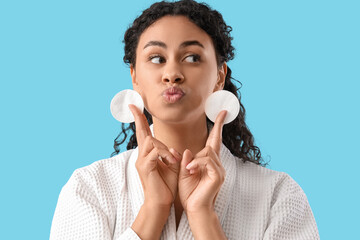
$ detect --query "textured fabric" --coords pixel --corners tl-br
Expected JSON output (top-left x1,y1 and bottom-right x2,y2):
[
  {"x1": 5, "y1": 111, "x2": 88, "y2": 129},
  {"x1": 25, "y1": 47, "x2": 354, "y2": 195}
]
[{"x1": 50, "y1": 126, "x2": 319, "y2": 239}]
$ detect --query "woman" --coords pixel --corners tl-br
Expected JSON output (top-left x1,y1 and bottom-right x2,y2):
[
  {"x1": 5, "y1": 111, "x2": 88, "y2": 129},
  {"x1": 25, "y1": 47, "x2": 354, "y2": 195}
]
[{"x1": 50, "y1": 0, "x2": 319, "y2": 239}]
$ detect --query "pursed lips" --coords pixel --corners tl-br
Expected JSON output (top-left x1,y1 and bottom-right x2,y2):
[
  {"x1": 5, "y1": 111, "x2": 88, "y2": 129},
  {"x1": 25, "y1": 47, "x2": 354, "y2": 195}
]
[{"x1": 162, "y1": 87, "x2": 185, "y2": 103}]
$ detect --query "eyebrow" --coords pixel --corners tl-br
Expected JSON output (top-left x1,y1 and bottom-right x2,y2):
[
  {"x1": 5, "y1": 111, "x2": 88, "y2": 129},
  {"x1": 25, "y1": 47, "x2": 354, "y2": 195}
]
[
  {"x1": 143, "y1": 41, "x2": 166, "y2": 49},
  {"x1": 143, "y1": 40, "x2": 204, "y2": 49}
]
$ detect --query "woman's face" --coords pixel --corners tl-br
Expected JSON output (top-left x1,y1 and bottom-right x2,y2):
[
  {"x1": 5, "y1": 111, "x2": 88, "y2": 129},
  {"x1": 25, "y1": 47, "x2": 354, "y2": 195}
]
[{"x1": 131, "y1": 15, "x2": 226, "y2": 124}]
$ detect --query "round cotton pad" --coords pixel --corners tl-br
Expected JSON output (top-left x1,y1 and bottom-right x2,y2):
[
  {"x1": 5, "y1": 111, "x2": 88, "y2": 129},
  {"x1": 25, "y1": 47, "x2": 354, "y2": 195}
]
[
  {"x1": 205, "y1": 90, "x2": 240, "y2": 124},
  {"x1": 110, "y1": 89, "x2": 144, "y2": 123}
]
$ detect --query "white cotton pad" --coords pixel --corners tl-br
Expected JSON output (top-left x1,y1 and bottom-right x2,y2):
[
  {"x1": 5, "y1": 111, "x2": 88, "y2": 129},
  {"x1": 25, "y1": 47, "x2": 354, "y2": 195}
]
[
  {"x1": 110, "y1": 89, "x2": 144, "y2": 123},
  {"x1": 205, "y1": 90, "x2": 240, "y2": 124}
]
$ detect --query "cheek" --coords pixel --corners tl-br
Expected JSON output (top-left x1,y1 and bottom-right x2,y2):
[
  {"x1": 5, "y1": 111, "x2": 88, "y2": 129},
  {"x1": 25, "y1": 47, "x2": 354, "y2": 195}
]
[
  {"x1": 134, "y1": 64, "x2": 161, "y2": 96},
  {"x1": 185, "y1": 83, "x2": 213, "y2": 114},
  {"x1": 187, "y1": 66, "x2": 218, "y2": 94},
  {"x1": 136, "y1": 77, "x2": 163, "y2": 115}
]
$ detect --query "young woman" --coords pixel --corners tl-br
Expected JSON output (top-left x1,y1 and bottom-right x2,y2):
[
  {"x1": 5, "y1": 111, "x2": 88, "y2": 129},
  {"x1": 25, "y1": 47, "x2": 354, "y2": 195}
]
[{"x1": 50, "y1": 0, "x2": 319, "y2": 239}]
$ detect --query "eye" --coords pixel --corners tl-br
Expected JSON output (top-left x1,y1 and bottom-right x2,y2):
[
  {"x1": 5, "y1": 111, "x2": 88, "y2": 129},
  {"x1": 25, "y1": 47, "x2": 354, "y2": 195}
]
[
  {"x1": 149, "y1": 55, "x2": 165, "y2": 64},
  {"x1": 184, "y1": 54, "x2": 201, "y2": 63}
]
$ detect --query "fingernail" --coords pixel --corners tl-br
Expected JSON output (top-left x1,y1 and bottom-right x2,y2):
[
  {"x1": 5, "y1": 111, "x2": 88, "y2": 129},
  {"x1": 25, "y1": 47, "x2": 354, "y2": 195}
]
[
  {"x1": 186, "y1": 163, "x2": 192, "y2": 170},
  {"x1": 165, "y1": 155, "x2": 176, "y2": 163},
  {"x1": 170, "y1": 148, "x2": 182, "y2": 158}
]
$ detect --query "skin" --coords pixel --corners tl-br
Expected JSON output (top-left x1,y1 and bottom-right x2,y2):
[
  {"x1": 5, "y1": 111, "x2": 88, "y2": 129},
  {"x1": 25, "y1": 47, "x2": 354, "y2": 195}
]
[{"x1": 129, "y1": 15, "x2": 228, "y2": 240}]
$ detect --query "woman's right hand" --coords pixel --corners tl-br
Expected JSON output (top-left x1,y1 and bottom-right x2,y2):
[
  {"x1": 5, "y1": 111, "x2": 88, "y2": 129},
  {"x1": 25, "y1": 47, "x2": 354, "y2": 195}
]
[{"x1": 129, "y1": 104, "x2": 181, "y2": 207}]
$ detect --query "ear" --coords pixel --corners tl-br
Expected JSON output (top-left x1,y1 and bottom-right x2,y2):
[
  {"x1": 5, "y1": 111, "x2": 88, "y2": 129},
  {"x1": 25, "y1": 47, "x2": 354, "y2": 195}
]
[
  {"x1": 130, "y1": 64, "x2": 139, "y2": 91},
  {"x1": 214, "y1": 62, "x2": 227, "y2": 92}
]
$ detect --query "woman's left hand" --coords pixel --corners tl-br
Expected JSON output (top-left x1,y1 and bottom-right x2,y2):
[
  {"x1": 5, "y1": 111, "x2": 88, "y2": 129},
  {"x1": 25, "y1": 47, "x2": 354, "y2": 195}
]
[{"x1": 178, "y1": 110, "x2": 227, "y2": 214}]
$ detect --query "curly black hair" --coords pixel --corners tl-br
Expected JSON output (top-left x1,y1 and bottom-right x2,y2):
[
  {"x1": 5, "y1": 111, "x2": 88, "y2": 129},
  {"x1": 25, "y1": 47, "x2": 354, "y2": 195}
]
[{"x1": 110, "y1": 0, "x2": 269, "y2": 167}]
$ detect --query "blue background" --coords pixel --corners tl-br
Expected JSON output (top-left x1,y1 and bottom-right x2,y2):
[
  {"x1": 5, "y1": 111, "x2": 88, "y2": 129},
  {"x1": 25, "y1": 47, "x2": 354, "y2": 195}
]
[{"x1": 1, "y1": 0, "x2": 359, "y2": 239}]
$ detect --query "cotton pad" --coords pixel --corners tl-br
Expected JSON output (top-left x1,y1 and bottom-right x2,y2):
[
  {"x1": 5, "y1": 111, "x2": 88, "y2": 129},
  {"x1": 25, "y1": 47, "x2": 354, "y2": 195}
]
[
  {"x1": 110, "y1": 89, "x2": 144, "y2": 123},
  {"x1": 205, "y1": 90, "x2": 240, "y2": 124}
]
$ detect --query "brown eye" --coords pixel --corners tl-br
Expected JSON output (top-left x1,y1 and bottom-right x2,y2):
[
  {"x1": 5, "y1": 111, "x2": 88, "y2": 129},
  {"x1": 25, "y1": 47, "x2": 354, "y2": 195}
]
[
  {"x1": 184, "y1": 54, "x2": 200, "y2": 63},
  {"x1": 149, "y1": 55, "x2": 166, "y2": 64}
]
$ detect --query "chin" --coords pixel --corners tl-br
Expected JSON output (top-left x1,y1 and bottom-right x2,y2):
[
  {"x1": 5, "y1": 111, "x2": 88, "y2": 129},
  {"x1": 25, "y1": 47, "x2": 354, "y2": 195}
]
[
  {"x1": 155, "y1": 110, "x2": 205, "y2": 126},
  {"x1": 154, "y1": 112, "x2": 188, "y2": 124}
]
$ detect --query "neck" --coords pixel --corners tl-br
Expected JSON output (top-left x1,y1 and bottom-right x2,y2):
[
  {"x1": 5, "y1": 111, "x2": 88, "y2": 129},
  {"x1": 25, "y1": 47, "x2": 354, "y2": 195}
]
[{"x1": 152, "y1": 116, "x2": 209, "y2": 156}]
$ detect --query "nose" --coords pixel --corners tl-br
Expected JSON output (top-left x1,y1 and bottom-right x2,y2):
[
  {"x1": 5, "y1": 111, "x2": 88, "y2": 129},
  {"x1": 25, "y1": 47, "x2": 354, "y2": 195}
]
[{"x1": 162, "y1": 61, "x2": 184, "y2": 84}]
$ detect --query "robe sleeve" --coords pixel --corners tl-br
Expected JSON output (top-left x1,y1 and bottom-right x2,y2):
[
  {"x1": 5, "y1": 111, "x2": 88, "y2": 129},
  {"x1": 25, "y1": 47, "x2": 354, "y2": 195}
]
[
  {"x1": 263, "y1": 173, "x2": 320, "y2": 240},
  {"x1": 49, "y1": 169, "x2": 141, "y2": 240}
]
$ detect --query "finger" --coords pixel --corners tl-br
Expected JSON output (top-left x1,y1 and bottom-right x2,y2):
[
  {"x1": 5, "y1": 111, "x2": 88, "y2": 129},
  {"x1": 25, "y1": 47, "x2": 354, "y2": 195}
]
[
  {"x1": 180, "y1": 149, "x2": 193, "y2": 175},
  {"x1": 137, "y1": 147, "x2": 178, "y2": 172},
  {"x1": 151, "y1": 138, "x2": 175, "y2": 153},
  {"x1": 169, "y1": 148, "x2": 182, "y2": 162},
  {"x1": 150, "y1": 147, "x2": 178, "y2": 165},
  {"x1": 185, "y1": 156, "x2": 220, "y2": 177},
  {"x1": 157, "y1": 155, "x2": 180, "y2": 173},
  {"x1": 139, "y1": 136, "x2": 179, "y2": 166},
  {"x1": 205, "y1": 110, "x2": 227, "y2": 156},
  {"x1": 128, "y1": 104, "x2": 151, "y2": 147},
  {"x1": 194, "y1": 146, "x2": 222, "y2": 168}
]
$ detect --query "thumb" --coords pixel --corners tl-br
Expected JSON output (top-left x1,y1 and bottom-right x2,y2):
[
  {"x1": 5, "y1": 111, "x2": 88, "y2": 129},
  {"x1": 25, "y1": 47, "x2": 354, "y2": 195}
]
[{"x1": 180, "y1": 149, "x2": 193, "y2": 173}]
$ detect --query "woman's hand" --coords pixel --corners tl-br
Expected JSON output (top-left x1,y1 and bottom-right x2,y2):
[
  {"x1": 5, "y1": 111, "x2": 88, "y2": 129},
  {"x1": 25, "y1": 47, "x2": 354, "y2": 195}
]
[
  {"x1": 129, "y1": 104, "x2": 181, "y2": 207},
  {"x1": 178, "y1": 110, "x2": 227, "y2": 214}
]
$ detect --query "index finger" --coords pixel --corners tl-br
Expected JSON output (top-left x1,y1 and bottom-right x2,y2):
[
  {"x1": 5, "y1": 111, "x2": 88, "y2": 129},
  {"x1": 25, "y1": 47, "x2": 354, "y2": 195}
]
[
  {"x1": 128, "y1": 104, "x2": 151, "y2": 147},
  {"x1": 205, "y1": 110, "x2": 227, "y2": 156}
]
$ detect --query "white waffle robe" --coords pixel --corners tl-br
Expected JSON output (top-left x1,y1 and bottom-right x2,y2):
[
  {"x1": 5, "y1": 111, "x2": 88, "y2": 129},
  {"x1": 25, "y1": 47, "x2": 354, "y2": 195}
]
[{"x1": 50, "y1": 126, "x2": 320, "y2": 239}]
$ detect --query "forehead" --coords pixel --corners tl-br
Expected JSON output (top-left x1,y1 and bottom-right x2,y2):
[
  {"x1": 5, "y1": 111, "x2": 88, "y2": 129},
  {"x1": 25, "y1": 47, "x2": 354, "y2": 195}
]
[{"x1": 137, "y1": 15, "x2": 214, "y2": 49}]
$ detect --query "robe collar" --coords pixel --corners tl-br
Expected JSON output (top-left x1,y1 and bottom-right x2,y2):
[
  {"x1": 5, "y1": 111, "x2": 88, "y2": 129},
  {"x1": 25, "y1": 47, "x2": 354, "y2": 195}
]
[{"x1": 127, "y1": 124, "x2": 237, "y2": 239}]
